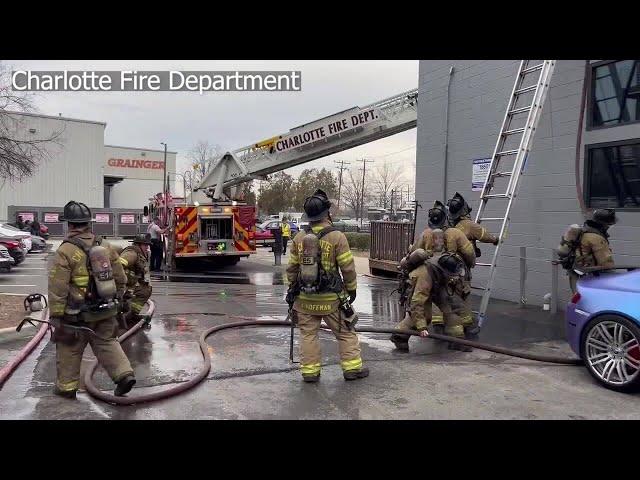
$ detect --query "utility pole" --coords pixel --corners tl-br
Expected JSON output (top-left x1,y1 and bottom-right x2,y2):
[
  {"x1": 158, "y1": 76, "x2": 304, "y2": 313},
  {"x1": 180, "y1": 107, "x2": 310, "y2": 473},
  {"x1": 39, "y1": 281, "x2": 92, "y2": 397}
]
[
  {"x1": 334, "y1": 159, "x2": 350, "y2": 211},
  {"x1": 160, "y1": 142, "x2": 168, "y2": 195},
  {"x1": 358, "y1": 158, "x2": 374, "y2": 226}
]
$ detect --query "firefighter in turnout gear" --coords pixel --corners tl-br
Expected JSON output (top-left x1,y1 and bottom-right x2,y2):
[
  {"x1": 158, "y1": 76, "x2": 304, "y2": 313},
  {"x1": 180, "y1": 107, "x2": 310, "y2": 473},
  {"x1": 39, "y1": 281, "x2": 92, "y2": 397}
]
[
  {"x1": 390, "y1": 247, "x2": 469, "y2": 351},
  {"x1": 566, "y1": 208, "x2": 617, "y2": 293},
  {"x1": 286, "y1": 189, "x2": 368, "y2": 383},
  {"x1": 447, "y1": 192, "x2": 499, "y2": 251},
  {"x1": 48, "y1": 201, "x2": 136, "y2": 399},
  {"x1": 118, "y1": 233, "x2": 152, "y2": 331},
  {"x1": 406, "y1": 201, "x2": 476, "y2": 346},
  {"x1": 446, "y1": 191, "x2": 499, "y2": 340}
]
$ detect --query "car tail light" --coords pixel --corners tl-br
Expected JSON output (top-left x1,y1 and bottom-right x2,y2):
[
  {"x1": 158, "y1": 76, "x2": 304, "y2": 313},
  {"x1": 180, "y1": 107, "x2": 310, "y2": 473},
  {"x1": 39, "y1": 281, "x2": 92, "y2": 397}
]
[
  {"x1": 570, "y1": 292, "x2": 581, "y2": 304},
  {"x1": 2, "y1": 241, "x2": 20, "y2": 249}
]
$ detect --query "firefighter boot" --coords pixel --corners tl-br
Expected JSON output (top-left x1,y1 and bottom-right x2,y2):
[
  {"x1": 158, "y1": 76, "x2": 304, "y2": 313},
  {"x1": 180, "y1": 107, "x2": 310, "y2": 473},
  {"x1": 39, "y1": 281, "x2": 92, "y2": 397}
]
[
  {"x1": 465, "y1": 322, "x2": 480, "y2": 343},
  {"x1": 448, "y1": 338, "x2": 473, "y2": 352},
  {"x1": 114, "y1": 375, "x2": 136, "y2": 396},
  {"x1": 343, "y1": 366, "x2": 370, "y2": 381},
  {"x1": 303, "y1": 372, "x2": 320, "y2": 383},
  {"x1": 431, "y1": 324, "x2": 444, "y2": 336},
  {"x1": 53, "y1": 386, "x2": 77, "y2": 399},
  {"x1": 390, "y1": 333, "x2": 410, "y2": 351}
]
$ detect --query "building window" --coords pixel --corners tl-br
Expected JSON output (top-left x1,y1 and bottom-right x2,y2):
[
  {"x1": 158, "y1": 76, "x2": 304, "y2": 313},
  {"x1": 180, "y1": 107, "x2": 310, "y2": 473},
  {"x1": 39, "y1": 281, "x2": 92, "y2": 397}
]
[
  {"x1": 591, "y1": 60, "x2": 640, "y2": 128},
  {"x1": 585, "y1": 140, "x2": 640, "y2": 209}
]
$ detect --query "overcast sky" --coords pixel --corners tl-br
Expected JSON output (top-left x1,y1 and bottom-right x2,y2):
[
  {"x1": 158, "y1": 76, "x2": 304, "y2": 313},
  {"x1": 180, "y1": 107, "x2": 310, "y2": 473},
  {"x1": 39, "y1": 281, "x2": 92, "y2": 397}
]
[{"x1": 7, "y1": 60, "x2": 418, "y2": 196}]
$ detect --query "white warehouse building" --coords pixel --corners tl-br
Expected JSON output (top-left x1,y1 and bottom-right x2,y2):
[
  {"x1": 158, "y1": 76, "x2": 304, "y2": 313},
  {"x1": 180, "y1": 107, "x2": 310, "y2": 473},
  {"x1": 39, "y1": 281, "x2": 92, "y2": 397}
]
[
  {"x1": 0, "y1": 111, "x2": 177, "y2": 224},
  {"x1": 415, "y1": 59, "x2": 640, "y2": 308}
]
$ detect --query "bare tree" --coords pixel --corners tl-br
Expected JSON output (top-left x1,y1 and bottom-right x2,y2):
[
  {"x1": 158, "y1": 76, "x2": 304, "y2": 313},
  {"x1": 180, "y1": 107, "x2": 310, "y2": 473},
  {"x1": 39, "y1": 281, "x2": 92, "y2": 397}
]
[
  {"x1": 341, "y1": 168, "x2": 373, "y2": 220},
  {"x1": 0, "y1": 62, "x2": 64, "y2": 186},
  {"x1": 371, "y1": 161, "x2": 405, "y2": 209},
  {"x1": 183, "y1": 140, "x2": 224, "y2": 192}
]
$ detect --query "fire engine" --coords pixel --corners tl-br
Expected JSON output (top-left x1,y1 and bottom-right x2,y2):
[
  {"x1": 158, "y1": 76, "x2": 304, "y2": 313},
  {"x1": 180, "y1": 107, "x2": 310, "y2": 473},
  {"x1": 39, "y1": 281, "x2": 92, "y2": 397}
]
[{"x1": 144, "y1": 190, "x2": 256, "y2": 270}]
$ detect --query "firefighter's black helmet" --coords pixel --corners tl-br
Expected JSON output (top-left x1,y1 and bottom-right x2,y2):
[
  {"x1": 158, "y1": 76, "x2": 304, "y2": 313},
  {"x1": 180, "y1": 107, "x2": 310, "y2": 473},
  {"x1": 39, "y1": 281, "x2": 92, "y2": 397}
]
[
  {"x1": 437, "y1": 252, "x2": 465, "y2": 277},
  {"x1": 60, "y1": 201, "x2": 93, "y2": 223},
  {"x1": 591, "y1": 208, "x2": 618, "y2": 225},
  {"x1": 131, "y1": 233, "x2": 152, "y2": 245},
  {"x1": 446, "y1": 192, "x2": 470, "y2": 220},
  {"x1": 302, "y1": 189, "x2": 331, "y2": 222},
  {"x1": 428, "y1": 200, "x2": 447, "y2": 229}
]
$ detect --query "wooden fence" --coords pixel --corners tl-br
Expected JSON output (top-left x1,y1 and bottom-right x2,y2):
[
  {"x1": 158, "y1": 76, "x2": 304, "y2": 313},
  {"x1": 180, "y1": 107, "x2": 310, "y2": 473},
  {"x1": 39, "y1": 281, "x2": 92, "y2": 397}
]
[{"x1": 368, "y1": 221, "x2": 415, "y2": 275}]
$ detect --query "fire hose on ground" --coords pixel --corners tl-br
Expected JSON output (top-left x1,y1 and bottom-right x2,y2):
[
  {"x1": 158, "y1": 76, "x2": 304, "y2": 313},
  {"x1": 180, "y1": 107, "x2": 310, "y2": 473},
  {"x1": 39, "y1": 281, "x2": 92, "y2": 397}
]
[
  {"x1": 2, "y1": 296, "x2": 583, "y2": 405},
  {"x1": 83, "y1": 300, "x2": 583, "y2": 406}
]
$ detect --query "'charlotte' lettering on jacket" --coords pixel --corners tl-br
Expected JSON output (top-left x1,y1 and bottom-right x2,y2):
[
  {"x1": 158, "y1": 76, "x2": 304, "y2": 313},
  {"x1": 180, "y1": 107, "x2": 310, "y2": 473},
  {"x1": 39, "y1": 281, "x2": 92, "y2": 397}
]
[{"x1": 107, "y1": 158, "x2": 164, "y2": 169}]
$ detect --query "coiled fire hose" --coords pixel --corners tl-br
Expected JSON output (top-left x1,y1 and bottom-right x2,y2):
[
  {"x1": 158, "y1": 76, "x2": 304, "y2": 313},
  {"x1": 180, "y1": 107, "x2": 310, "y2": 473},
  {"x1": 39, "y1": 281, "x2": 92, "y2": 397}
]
[{"x1": 83, "y1": 301, "x2": 583, "y2": 406}]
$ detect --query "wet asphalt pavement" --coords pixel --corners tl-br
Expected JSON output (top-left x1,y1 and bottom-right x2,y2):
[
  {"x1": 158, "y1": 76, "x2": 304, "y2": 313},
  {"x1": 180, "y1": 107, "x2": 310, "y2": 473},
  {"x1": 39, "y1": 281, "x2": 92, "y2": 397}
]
[{"x1": 1, "y1": 248, "x2": 640, "y2": 419}]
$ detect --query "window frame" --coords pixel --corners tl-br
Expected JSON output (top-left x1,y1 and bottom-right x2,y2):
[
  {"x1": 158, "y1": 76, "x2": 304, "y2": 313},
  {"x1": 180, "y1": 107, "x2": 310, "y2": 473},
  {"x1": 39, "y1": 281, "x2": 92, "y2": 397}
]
[
  {"x1": 584, "y1": 138, "x2": 640, "y2": 212},
  {"x1": 587, "y1": 59, "x2": 640, "y2": 131}
]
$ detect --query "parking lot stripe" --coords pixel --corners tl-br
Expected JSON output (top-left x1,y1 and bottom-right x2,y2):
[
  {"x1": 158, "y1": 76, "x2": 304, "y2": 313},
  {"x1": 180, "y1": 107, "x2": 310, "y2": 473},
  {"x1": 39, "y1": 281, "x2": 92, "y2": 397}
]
[{"x1": 1, "y1": 274, "x2": 43, "y2": 277}]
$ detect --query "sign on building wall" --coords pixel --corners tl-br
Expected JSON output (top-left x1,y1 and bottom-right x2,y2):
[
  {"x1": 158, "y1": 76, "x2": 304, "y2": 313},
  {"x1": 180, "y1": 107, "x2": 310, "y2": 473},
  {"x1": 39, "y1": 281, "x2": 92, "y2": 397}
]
[
  {"x1": 18, "y1": 212, "x2": 35, "y2": 222},
  {"x1": 104, "y1": 146, "x2": 177, "y2": 182},
  {"x1": 95, "y1": 213, "x2": 110, "y2": 223},
  {"x1": 44, "y1": 213, "x2": 59, "y2": 222},
  {"x1": 120, "y1": 214, "x2": 136, "y2": 224},
  {"x1": 472, "y1": 158, "x2": 491, "y2": 191}
]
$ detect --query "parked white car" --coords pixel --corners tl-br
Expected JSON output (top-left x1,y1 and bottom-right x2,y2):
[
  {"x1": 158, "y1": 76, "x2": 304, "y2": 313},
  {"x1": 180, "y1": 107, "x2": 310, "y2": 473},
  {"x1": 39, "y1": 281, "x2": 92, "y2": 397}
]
[{"x1": 0, "y1": 222, "x2": 31, "y2": 253}]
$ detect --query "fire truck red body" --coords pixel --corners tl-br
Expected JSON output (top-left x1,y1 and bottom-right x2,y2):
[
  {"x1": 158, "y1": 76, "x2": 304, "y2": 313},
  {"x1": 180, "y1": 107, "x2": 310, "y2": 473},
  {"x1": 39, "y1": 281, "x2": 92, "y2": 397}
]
[{"x1": 146, "y1": 192, "x2": 256, "y2": 269}]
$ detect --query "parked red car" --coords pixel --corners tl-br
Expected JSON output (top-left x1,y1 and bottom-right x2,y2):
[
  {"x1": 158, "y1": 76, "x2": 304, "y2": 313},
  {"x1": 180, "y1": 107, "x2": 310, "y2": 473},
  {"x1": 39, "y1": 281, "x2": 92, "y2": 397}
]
[{"x1": 255, "y1": 226, "x2": 273, "y2": 245}]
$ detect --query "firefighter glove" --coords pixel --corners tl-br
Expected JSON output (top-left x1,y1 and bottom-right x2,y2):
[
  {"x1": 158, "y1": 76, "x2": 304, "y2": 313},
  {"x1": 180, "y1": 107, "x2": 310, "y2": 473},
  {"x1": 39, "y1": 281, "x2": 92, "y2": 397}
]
[
  {"x1": 50, "y1": 319, "x2": 77, "y2": 345},
  {"x1": 493, "y1": 238, "x2": 499, "y2": 246},
  {"x1": 49, "y1": 316, "x2": 62, "y2": 329}
]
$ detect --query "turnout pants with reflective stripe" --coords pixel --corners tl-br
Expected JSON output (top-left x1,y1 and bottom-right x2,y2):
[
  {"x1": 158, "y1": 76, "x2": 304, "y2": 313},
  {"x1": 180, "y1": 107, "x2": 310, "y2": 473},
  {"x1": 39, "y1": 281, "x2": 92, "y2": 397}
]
[
  {"x1": 129, "y1": 282, "x2": 152, "y2": 314},
  {"x1": 430, "y1": 280, "x2": 474, "y2": 329},
  {"x1": 55, "y1": 316, "x2": 134, "y2": 393},
  {"x1": 395, "y1": 288, "x2": 465, "y2": 340},
  {"x1": 296, "y1": 310, "x2": 364, "y2": 377}
]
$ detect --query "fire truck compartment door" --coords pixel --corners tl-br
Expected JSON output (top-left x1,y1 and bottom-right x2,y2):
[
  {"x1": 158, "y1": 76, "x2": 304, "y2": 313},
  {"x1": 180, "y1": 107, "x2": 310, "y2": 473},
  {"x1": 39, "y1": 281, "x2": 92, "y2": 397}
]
[{"x1": 199, "y1": 215, "x2": 234, "y2": 253}]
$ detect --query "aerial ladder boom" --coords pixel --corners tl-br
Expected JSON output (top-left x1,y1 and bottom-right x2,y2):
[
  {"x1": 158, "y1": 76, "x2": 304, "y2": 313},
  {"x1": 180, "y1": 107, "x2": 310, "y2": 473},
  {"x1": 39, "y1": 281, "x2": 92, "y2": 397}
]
[{"x1": 193, "y1": 89, "x2": 419, "y2": 201}]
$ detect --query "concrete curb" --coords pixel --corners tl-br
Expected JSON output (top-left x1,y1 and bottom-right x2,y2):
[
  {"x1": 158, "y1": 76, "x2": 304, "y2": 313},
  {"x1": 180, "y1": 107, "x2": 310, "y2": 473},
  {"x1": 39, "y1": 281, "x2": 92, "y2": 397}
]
[
  {"x1": 0, "y1": 294, "x2": 48, "y2": 340},
  {"x1": 0, "y1": 325, "x2": 24, "y2": 334}
]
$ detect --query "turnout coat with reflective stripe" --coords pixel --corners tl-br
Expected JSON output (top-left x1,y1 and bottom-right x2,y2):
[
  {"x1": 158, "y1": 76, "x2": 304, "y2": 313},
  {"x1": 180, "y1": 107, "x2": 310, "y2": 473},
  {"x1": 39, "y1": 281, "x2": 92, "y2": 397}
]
[
  {"x1": 119, "y1": 245, "x2": 150, "y2": 288},
  {"x1": 286, "y1": 221, "x2": 357, "y2": 315},
  {"x1": 48, "y1": 227, "x2": 127, "y2": 321}
]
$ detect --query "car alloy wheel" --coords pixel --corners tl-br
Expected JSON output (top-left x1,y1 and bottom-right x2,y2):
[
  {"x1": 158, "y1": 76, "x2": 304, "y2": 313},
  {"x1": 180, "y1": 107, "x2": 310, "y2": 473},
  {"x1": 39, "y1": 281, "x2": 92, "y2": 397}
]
[{"x1": 582, "y1": 315, "x2": 640, "y2": 393}]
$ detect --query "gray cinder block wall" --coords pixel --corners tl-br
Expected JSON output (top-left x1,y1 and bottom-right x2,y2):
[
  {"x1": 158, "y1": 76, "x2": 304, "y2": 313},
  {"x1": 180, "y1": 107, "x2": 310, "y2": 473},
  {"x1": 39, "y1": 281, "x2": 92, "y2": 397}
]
[{"x1": 415, "y1": 60, "x2": 640, "y2": 308}]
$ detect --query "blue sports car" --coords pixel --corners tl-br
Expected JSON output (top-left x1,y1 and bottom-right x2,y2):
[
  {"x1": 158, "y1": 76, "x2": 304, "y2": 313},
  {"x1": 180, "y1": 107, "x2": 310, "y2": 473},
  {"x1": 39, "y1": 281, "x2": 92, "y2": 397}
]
[{"x1": 565, "y1": 266, "x2": 640, "y2": 393}]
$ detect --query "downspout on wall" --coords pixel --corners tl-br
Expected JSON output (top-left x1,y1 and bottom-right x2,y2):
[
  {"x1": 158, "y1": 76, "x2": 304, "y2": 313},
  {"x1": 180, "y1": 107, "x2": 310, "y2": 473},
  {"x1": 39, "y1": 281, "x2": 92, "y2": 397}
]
[
  {"x1": 443, "y1": 66, "x2": 455, "y2": 201},
  {"x1": 575, "y1": 60, "x2": 590, "y2": 216}
]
